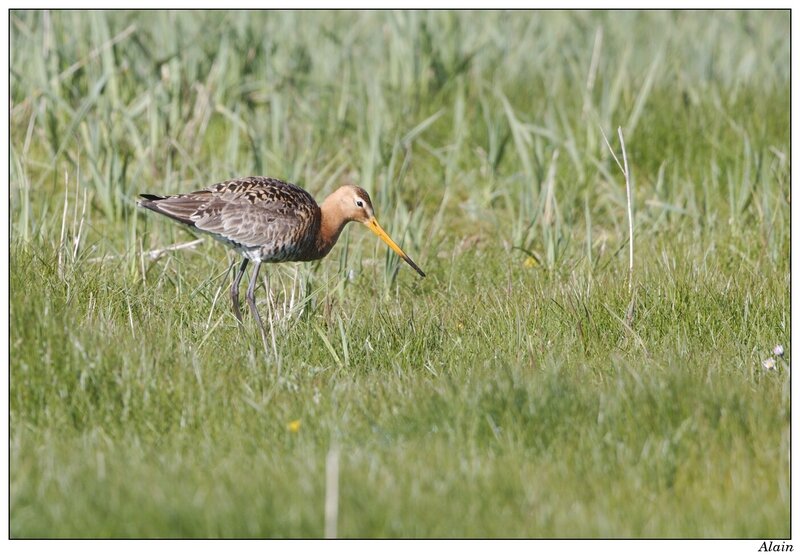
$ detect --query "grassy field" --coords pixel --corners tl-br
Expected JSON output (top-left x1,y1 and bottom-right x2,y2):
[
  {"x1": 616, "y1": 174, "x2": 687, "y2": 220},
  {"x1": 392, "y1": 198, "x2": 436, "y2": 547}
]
[{"x1": 9, "y1": 10, "x2": 790, "y2": 538}]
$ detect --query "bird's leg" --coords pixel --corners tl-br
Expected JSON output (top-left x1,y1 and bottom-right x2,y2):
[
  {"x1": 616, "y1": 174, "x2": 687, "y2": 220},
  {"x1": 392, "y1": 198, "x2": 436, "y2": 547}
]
[
  {"x1": 246, "y1": 260, "x2": 267, "y2": 340},
  {"x1": 231, "y1": 258, "x2": 249, "y2": 324}
]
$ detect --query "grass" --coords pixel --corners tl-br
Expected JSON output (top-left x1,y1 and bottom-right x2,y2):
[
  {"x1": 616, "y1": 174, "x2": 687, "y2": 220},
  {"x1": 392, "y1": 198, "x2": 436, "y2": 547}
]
[{"x1": 9, "y1": 10, "x2": 790, "y2": 538}]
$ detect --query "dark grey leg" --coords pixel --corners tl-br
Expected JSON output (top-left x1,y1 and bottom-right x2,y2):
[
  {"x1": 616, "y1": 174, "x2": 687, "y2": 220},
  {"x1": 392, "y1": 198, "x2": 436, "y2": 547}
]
[
  {"x1": 246, "y1": 260, "x2": 266, "y2": 337},
  {"x1": 231, "y1": 258, "x2": 249, "y2": 323}
]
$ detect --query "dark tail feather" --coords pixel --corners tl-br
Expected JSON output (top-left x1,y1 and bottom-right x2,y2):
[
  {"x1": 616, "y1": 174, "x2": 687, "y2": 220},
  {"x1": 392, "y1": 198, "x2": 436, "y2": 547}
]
[
  {"x1": 138, "y1": 193, "x2": 198, "y2": 227},
  {"x1": 140, "y1": 193, "x2": 165, "y2": 202}
]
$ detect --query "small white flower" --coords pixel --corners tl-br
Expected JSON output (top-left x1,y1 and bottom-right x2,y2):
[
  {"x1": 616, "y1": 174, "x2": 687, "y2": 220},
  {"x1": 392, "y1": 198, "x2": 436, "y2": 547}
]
[
  {"x1": 763, "y1": 357, "x2": 777, "y2": 371},
  {"x1": 347, "y1": 269, "x2": 357, "y2": 282},
  {"x1": 773, "y1": 344, "x2": 784, "y2": 357}
]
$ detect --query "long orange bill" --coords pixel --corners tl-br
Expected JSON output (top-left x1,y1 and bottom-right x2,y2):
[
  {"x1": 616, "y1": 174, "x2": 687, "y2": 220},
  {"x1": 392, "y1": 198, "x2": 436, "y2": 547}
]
[{"x1": 364, "y1": 217, "x2": 426, "y2": 278}]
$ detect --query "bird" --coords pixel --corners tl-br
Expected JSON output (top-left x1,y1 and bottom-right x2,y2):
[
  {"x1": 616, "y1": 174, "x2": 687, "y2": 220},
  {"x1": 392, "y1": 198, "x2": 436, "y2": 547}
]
[{"x1": 138, "y1": 176, "x2": 425, "y2": 335}]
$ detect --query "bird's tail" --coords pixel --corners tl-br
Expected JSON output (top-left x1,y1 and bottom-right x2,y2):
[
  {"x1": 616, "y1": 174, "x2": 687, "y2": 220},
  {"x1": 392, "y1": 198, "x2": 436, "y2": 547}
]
[{"x1": 138, "y1": 193, "x2": 201, "y2": 227}]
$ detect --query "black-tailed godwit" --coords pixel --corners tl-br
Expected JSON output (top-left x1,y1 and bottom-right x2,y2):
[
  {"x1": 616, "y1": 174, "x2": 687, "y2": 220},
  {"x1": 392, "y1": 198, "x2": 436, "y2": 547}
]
[{"x1": 139, "y1": 176, "x2": 425, "y2": 334}]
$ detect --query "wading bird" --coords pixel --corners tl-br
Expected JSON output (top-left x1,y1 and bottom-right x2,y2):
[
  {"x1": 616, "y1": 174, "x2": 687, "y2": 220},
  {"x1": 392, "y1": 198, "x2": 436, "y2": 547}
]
[{"x1": 139, "y1": 176, "x2": 425, "y2": 336}]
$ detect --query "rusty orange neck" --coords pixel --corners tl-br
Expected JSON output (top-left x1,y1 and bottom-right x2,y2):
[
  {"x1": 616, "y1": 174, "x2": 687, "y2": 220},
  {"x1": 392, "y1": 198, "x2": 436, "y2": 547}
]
[{"x1": 314, "y1": 194, "x2": 350, "y2": 258}]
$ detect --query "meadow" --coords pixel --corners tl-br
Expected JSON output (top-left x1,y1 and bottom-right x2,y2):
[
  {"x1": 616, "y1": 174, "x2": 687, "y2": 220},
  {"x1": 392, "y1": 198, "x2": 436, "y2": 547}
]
[{"x1": 9, "y1": 10, "x2": 790, "y2": 538}]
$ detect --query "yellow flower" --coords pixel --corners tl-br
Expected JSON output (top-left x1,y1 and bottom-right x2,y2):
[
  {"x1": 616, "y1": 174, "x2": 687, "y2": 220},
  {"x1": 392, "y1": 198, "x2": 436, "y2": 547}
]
[
  {"x1": 287, "y1": 419, "x2": 301, "y2": 433},
  {"x1": 523, "y1": 256, "x2": 537, "y2": 269}
]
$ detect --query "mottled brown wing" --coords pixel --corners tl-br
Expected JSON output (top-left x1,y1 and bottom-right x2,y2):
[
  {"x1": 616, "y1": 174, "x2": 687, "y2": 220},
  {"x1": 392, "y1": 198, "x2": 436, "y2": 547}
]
[
  {"x1": 140, "y1": 177, "x2": 321, "y2": 261},
  {"x1": 192, "y1": 194, "x2": 319, "y2": 259}
]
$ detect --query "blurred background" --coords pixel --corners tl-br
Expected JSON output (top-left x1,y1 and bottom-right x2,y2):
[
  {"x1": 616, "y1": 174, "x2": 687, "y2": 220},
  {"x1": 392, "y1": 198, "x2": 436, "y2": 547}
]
[{"x1": 10, "y1": 10, "x2": 790, "y2": 538}]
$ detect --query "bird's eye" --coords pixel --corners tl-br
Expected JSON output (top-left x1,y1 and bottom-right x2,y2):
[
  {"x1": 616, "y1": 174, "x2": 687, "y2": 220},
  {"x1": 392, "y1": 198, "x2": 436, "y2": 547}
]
[{"x1": 356, "y1": 200, "x2": 364, "y2": 208}]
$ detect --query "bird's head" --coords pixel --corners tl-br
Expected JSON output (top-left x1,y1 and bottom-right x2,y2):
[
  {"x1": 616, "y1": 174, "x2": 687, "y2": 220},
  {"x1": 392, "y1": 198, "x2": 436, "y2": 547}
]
[{"x1": 332, "y1": 185, "x2": 425, "y2": 278}]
